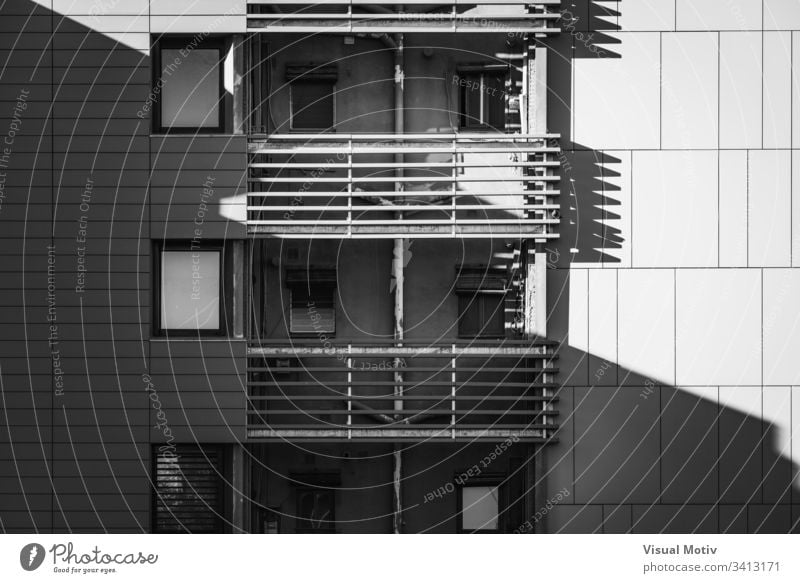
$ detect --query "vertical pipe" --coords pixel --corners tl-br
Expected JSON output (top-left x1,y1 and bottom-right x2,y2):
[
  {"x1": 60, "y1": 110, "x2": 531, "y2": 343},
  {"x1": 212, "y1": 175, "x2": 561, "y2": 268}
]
[
  {"x1": 392, "y1": 234, "x2": 403, "y2": 533},
  {"x1": 533, "y1": 444, "x2": 547, "y2": 533},
  {"x1": 393, "y1": 32, "x2": 404, "y2": 195},
  {"x1": 391, "y1": 29, "x2": 405, "y2": 535},
  {"x1": 232, "y1": 240, "x2": 244, "y2": 339},
  {"x1": 392, "y1": 234, "x2": 404, "y2": 534},
  {"x1": 232, "y1": 35, "x2": 244, "y2": 134},
  {"x1": 231, "y1": 444, "x2": 245, "y2": 532}
]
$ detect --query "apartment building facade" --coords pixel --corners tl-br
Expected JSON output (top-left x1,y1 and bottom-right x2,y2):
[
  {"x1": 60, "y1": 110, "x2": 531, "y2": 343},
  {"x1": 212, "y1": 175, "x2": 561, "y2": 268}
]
[{"x1": 2, "y1": 0, "x2": 800, "y2": 534}]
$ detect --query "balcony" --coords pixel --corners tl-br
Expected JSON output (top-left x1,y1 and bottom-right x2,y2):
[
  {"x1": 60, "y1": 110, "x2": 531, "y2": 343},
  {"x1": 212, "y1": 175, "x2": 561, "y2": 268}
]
[
  {"x1": 247, "y1": 133, "x2": 561, "y2": 239},
  {"x1": 246, "y1": 1, "x2": 562, "y2": 35},
  {"x1": 246, "y1": 339, "x2": 559, "y2": 442}
]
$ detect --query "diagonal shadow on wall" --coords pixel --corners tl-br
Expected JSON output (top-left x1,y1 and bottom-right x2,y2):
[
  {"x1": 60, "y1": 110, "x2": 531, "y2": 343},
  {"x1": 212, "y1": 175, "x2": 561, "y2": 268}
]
[{"x1": 536, "y1": 0, "x2": 800, "y2": 534}]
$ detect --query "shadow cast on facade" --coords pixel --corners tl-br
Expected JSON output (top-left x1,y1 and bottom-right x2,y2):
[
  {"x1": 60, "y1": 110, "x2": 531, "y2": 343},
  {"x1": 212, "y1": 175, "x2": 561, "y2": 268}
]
[
  {"x1": 539, "y1": 0, "x2": 800, "y2": 534},
  {"x1": 549, "y1": 1, "x2": 623, "y2": 266},
  {"x1": 2, "y1": 0, "x2": 799, "y2": 534}
]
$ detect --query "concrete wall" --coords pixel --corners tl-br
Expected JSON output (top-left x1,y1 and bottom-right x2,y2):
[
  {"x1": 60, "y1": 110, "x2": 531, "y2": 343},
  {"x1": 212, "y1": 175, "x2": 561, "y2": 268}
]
[
  {"x1": 259, "y1": 238, "x2": 515, "y2": 341},
  {"x1": 265, "y1": 33, "x2": 522, "y2": 134},
  {"x1": 544, "y1": 0, "x2": 800, "y2": 533}
]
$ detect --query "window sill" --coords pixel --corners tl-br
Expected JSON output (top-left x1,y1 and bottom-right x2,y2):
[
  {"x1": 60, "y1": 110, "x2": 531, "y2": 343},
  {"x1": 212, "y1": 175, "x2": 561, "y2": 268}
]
[
  {"x1": 150, "y1": 133, "x2": 243, "y2": 138},
  {"x1": 149, "y1": 337, "x2": 245, "y2": 342}
]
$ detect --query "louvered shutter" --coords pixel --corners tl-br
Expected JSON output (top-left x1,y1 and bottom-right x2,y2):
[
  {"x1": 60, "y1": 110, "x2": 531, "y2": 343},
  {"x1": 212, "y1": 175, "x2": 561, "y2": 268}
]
[{"x1": 153, "y1": 445, "x2": 224, "y2": 533}]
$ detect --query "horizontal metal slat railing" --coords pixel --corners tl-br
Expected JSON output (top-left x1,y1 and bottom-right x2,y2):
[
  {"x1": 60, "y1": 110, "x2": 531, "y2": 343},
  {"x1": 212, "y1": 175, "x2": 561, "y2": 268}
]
[
  {"x1": 246, "y1": 1, "x2": 562, "y2": 34},
  {"x1": 247, "y1": 133, "x2": 561, "y2": 239},
  {"x1": 246, "y1": 339, "x2": 559, "y2": 442}
]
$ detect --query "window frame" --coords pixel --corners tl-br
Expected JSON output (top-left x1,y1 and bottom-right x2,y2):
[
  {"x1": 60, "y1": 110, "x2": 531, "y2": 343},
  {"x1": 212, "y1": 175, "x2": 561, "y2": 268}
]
[
  {"x1": 457, "y1": 65, "x2": 508, "y2": 132},
  {"x1": 456, "y1": 476, "x2": 504, "y2": 534},
  {"x1": 152, "y1": 36, "x2": 227, "y2": 134},
  {"x1": 153, "y1": 240, "x2": 226, "y2": 337},
  {"x1": 289, "y1": 79, "x2": 337, "y2": 132}
]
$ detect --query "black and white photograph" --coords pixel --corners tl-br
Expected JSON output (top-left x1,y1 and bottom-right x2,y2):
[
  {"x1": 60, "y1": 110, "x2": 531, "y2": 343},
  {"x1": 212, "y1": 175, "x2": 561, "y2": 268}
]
[{"x1": 0, "y1": 0, "x2": 798, "y2": 580}]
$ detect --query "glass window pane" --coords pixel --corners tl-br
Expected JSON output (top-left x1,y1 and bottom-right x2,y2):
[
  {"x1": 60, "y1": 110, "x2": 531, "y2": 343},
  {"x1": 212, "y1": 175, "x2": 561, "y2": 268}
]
[
  {"x1": 161, "y1": 48, "x2": 220, "y2": 128},
  {"x1": 460, "y1": 71, "x2": 506, "y2": 130},
  {"x1": 160, "y1": 251, "x2": 220, "y2": 330},
  {"x1": 462, "y1": 486, "x2": 499, "y2": 530},
  {"x1": 297, "y1": 489, "x2": 335, "y2": 532}
]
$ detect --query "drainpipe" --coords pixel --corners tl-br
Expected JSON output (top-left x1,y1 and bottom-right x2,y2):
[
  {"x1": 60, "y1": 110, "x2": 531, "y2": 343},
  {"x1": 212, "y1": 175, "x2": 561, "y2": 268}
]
[
  {"x1": 391, "y1": 29, "x2": 405, "y2": 536},
  {"x1": 372, "y1": 22, "x2": 405, "y2": 535}
]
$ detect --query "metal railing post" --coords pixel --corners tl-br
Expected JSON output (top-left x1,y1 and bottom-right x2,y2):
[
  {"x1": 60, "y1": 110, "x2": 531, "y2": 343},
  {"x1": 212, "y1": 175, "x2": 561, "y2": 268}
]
[
  {"x1": 451, "y1": 344, "x2": 457, "y2": 439},
  {"x1": 347, "y1": 141, "x2": 353, "y2": 238},
  {"x1": 347, "y1": 344, "x2": 352, "y2": 440}
]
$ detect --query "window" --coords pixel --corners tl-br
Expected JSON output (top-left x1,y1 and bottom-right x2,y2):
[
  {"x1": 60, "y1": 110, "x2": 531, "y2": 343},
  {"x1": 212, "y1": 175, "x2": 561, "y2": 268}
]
[
  {"x1": 154, "y1": 37, "x2": 226, "y2": 133},
  {"x1": 296, "y1": 488, "x2": 336, "y2": 533},
  {"x1": 153, "y1": 445, "x2": 225, "y2": 533},
  {"x1": 455, "y1": 266, "x2": 507, "y2": 338},
  {"x1": 291, "y1": 286, "x2": 335, "y2": 334},
  {"x1": 458, "y1": 68, "x2": 507, "y2": 131},
  {"x1": 252, "y1": 506, "x2": 281, "y2": 533},
  {"x1": 155, "y1": 241, "x2": 235, "y2": 336},
  {"x1": 287, "y1": 64, "x2": 337, "y2": 131},
  {"x1": 286, "y1": 269, "x2": 337, "y2": 335},
  {"x1": 458, "y1": 294, "x2": 505, "y2": 338},
  {"x1": 159, "y1": 248, "x2": 221, "y2": 333},
  {"x1": 291, "y1": 472, "x2": 339, "y2": 533},
  {"x1": 460, "y1": 485, "x2": 500, "y2": 533},
  {"x1": 290, "y1": 80, "x2": 335, "y2": 130}
]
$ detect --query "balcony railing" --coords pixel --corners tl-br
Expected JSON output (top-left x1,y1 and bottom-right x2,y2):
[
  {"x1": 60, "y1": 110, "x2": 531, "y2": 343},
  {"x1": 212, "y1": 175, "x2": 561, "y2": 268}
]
[
  {"x1": 246, "y1": 339, "x2": 559, "y2": 442},
  {"x1": 246, "y1": 1, "x2": 562, "y2": 34},
  {"x1": 247, "y1": 133, "x2": 560, "y2": 239}
]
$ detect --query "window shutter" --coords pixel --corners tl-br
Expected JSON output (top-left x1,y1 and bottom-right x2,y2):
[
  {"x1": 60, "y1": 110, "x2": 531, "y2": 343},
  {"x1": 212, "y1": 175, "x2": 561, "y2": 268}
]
[
  {"x1": 291, "y1": 293, "x2": 335, "y2": 333},
  {"x1": 482, "y1": 294, "x2": 506, "y2": 336},
  {"x1": 455, "y1": 266, "x2": 506, "y2": 293},
  {"x1": 287, "y1": 269, "x2": 336, "y2": 334},
  {"x1": 291, "y1": 80, "x2": 335, "y2": 130},
  {"x1": 153, "y1": 445, "x2": 224, "y2": 533},
  {"x1": 458, "y1": 295, "x2": 481, "y2": 337},
  {"x1": 456, "y1": 266, "x2": 506, "y2": 338},
  {"x1": 285, "y1": 64, "x2": 338, "y2": 81}
]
